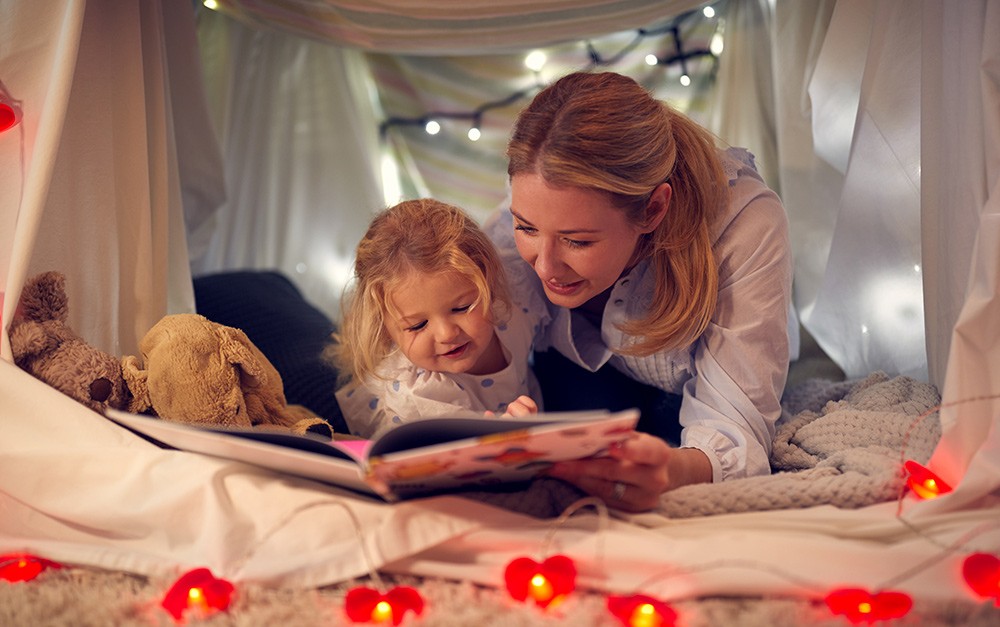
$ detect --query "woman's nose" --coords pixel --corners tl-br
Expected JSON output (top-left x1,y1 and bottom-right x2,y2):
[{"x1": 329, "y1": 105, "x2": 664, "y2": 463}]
[{"x1": 533, "y1": 239, "x2": 563, "y2": 278}]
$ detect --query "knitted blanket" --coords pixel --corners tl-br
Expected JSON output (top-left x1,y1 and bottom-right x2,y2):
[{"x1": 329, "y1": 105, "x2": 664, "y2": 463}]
[
  {"x1": 662, "y1": 372, "x2": 941, "y2": 517},
  {"x1": 462, "y1": 372, "x2": 942, "y2": 519}
]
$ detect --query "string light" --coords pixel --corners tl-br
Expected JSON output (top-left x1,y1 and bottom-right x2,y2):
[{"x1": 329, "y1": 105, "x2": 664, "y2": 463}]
[
  {"x1": 824, "y1": 588, "x2": 913, "y2": 624},
  {"x1": 963, "y1": 553, "x2": 1000, "y2": 605},
  {"x1": 378, "y1": 4, "x2": 721, "y2": 140},
  {"x1": 504, "y1": 555, "x2": 577, "y2": 609},
  {"x1": 904, "y1": 459, "x2": 953, "y2": 500},
  {"x1": 344, "y1": 585, "x2": 424, "y2": 625},
  {"x1": 606, "y1": 593, "x2": 678, "y2": 627},
  {"x1": 0, "y1": 81, "x2": 22, "y2": 133},
  {"x1": 160, "y1": 568, "x2": 235, "y2": 621},
  {"x1": 0, "y1": 553, "x2": 61, "y2": 582}
]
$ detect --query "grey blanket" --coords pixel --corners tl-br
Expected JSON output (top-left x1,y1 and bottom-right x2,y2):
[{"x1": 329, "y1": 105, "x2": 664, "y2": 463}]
[{"x1": 463, "y1": 372, "x2": 942, "y2": 519}]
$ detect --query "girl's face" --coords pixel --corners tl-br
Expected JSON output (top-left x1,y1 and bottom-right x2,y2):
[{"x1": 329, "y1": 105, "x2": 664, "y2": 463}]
[
  {"x1": 510, "y1": 173, "x2": 658, "y2": 309},
  {"x1": 384, "y1": 269, "x2": 505, "y2": 376}
]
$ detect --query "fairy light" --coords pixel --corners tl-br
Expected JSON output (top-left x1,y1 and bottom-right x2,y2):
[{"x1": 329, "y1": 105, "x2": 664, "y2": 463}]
[
  {"x1": 524, "y1": 50, "x2": 548, "y2": 73},
  {"x1": 0, "y1": 553, "x2": 61, "y2": 582},
  {"x1": 379, "y1": 4, "x2": 722, "y2": 140},
  {"x1": 161, "y1": 568, "x2": 235, "y2": 621}
]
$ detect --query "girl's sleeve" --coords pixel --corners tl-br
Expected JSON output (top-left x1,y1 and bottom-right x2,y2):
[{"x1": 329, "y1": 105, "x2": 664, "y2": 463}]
[{"x1": 678, "y1": 168, "x2": 793, "y2": 482}]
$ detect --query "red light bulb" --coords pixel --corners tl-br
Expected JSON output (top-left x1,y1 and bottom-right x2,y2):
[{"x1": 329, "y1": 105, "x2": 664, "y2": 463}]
[
  {"x1": 904, "y1": 460, "x2": 953, "y2": 499},
  {"x1": 344, "y1": 585, "x2": 424, "y2": 625},
  {"x1": 607, "y1": 593, "x2": 678, "y2": 627},
  {"x1": 161, "y1": 568, "x2": 234, "y2": 621},
  {"x1": 825, "y1": 587, "x2": 912, "y2": 624},
  {"x1": 504, "y1": 555, "x2": 576, "y2": 609},
  {"x1": 0, "y1": 553, "x2": 62, "y2": 582},
  {"x1": 962, "y1": 553, "x2": 1000, "y2": 605}
]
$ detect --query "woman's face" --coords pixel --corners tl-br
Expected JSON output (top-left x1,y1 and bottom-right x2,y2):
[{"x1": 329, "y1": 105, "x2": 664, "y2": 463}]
[{"x1": 510, "y1": 173, "x2": 649, "y2": 309}]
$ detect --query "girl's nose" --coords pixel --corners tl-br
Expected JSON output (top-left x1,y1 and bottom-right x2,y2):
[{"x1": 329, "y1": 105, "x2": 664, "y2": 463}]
[{"x1": 433, "y1": 319, "x2": 461, "y2": 344}]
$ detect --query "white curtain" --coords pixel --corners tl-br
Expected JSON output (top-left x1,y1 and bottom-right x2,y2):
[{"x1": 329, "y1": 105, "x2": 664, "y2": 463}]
[{"x1": 0, "y1": 0, "x2": 216, "y2": 359}]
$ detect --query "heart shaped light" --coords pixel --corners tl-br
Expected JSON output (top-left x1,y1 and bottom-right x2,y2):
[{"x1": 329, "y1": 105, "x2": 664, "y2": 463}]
[
  {"x1": 606, "y1": 593, "x2": 678, "y2": 627},
  {"x1": 344, "y1": 585, "x2": 424, "y2": 624},
  {"x1": 824, "y1": 587, "x2": 912, "y2": 624},
  {"x1": 904, "y1": 460, "x2": 953, "y2": 499},
  {"x1": 504, "y1": 554, "x2": 576, "y2": 609},
  {"x1": 0, "y1": 553, "x2": 62, "y2": 582},
  {"x1": 962, "y1": 553, "x2": 1000, "y2": 605},
  {"x1": 161, "y1": 567, "x2": 235, "y2": 621}
]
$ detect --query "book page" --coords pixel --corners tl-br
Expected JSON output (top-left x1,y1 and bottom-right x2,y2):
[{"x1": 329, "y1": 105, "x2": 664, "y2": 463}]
[
  {"x1": 105, "y1": 410, "x2": 380, "y2": 498},
  {"x1": 367, "y1": 409, "x2": 639, "y2": 499}
]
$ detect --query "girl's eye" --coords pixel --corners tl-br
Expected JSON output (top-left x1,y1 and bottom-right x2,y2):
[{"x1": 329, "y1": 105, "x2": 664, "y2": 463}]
[
  {"x1": 405, "y1": 321, "x2": 427, "y2": 332},
  {"x1": 452, "y1": 304, "x2": 472, "y2": 313}
]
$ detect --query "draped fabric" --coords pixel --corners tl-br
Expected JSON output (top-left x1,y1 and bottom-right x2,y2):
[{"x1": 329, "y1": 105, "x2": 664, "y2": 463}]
[
  {"x1": 0, "y1": 0, "x2": 217, "y2": 359},
  {"x1": 1, "y1": 0, "x2": 999, "y2": 595}
]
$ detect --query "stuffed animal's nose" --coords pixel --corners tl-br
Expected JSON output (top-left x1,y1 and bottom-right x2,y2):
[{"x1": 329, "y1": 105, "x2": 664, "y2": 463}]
[{"x1": 89, "y1": 378, "x2": 113, "y2": 403}]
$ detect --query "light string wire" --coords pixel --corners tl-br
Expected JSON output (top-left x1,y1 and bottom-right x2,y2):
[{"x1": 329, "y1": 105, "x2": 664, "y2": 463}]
[
  {"x1": 539, "y1": 496, "x2": 610, "y2": 569},
  {"x1": 229, "y1": 498, "x2": 385, "y2": 593},
  {"x1": 377, "y1": 6, "x2": 720, "y2": 139}
]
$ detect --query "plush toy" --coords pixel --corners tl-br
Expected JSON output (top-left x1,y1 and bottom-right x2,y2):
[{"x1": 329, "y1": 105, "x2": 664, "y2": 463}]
[
  {"x1": 122, "y1": 313, "x2": 333, "y2": 437},
  {"x1": 8, "y1": 271, "x2": 131, "y2": 413}
]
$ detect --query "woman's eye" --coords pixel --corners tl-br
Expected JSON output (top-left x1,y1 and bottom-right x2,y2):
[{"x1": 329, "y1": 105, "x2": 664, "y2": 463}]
[
  {"x1": 405, "y1": 321, "x2": 427, "y2": 332},
  {"x1": 513, "y1": 224, "x2": 536, "y2": 235},
  {"x1": 564, "y1": 238, "x2": 593, "y2": 249}
]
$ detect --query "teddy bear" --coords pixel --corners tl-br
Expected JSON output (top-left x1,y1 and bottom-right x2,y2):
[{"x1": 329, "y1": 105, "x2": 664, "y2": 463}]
[
  {"x1": 8, "y1": 271, "x2": 131, "y2": 413},
  {"x1": 121, "y1": 313, "x2": 333, "y2": 437}
]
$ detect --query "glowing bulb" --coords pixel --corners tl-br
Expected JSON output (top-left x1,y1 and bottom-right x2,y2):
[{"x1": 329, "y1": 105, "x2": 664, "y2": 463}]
[
  {"x1": 904, "y1": 460, "x2": 953, "y2": 499},
  {"x1": 203, "y1": 0, "x2": 219, "y2": 10},
  {"x1": 679, "y1": 74, "x2": 691, "y2": 87},
  {"x1": 524, "y1": 50, "x2": 547, "y2": 72},
  {"x1": 372, "y1": 601, "x2": 392, "y2": 622},
  {"x1": 710, "y1": 33, "x2": 725, "y2": 56},
  {"x1": 703, "y1": 6, "x2": 716, "y2": 18},
  {"x1": 467, "y1": 127, "x2": 481, "y2": 141},
  {"x1": 424, "y1": 120, "x2": 440, "y2": 135},
  {"x1": 645, "y1": 54, "x2": 658, "y2": 66}
]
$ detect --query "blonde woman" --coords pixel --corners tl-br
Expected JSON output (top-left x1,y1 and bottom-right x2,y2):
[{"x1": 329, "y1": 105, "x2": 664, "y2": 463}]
[
  {"x1": 486, "y1": 71, "x2": 794, "y2": 512},
  {"x1": 331, "y1": 199, "x2": 544, "y2": 439}
]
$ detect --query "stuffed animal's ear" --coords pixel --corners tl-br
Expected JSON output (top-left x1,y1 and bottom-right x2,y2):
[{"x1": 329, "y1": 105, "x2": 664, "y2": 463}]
[
  {"x1": 121, "y1": 355, "x2": 152, "y2": 413},
  {"x1": 18, "y1": 271, "x2": 69, "y2": 323},
  {"x1": 216, "y1": 326, "x2": 266, "y2": 386},
  {"x1": 8, "y1": 320, "x2": 59, "y2": 363}
]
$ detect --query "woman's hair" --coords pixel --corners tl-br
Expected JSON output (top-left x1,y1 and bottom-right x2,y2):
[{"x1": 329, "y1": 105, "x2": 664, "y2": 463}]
[
  {"x1": 506, "y1": 71, "x2": 727, "y2": 356},
  {"x1": 328, "y1": 198, "x2": 510, "y2": 384}
]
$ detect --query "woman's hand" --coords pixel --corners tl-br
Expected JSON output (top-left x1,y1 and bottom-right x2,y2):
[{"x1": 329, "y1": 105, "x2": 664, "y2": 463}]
[{"x1": 545, "y1": 433, "x2": 712, "y2": 512}]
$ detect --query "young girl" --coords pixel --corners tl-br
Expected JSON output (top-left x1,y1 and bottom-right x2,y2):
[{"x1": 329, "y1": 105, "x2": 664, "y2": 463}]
[{"x1": 330, "y1": 199, "x2": 545, "y2": 439}]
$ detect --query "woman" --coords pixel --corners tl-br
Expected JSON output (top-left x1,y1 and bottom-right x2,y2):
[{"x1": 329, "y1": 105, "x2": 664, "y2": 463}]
[{"x1": 485, "y1": 71, "x2": 793, "y2": 512}]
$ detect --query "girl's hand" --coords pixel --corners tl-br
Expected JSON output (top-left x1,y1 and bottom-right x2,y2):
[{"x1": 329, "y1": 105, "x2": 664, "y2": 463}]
[
  {"x1": 545, "y1": 433, "x2": 712, "y2": 512},
  {"x1": 502, "y1": 395, "x2": 538, "y2": 417},
  {"x1": 484, "y1": 395, "x2": 539, "y2": 418}
]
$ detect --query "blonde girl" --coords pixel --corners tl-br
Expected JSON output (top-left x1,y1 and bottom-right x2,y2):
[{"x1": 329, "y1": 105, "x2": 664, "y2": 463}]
[{"x1": 331, "y1": 199, "x2": 544, "y2": 439}]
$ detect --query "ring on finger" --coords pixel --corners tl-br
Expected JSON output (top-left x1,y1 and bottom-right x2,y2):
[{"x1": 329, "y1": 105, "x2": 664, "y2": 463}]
[{"x1": 612, "y1": 481, "x2": 627, "y2": 501}]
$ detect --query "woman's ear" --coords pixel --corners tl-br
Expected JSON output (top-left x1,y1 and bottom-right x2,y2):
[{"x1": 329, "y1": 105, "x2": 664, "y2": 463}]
[{"x1": 641, "y1": 182, "x2": 671, "y2": 233}]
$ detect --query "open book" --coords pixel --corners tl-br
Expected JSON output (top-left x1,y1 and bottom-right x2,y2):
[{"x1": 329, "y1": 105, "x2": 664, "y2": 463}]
[{"x1": 105, "y1": 408, "x2": 639, "y2": 501}]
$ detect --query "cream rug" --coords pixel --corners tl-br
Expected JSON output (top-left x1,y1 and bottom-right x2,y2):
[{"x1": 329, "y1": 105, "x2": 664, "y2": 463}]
[{"x1": 2, "y1": 565, "x2": 998, "y2": 626}]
